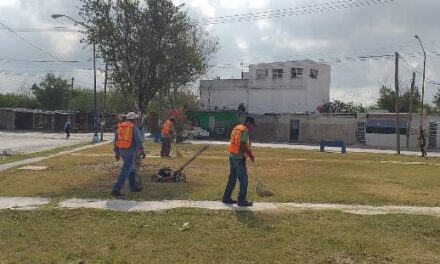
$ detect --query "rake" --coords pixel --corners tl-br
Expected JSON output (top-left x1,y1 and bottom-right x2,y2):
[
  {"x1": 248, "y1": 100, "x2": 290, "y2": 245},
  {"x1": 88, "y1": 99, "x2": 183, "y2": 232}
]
[
  {"x1": 252, "y1": 161, "x2": 274, "y2": 197},
  {"x1": 256, "y1": 178, "x2": 274, "y2": 197}
]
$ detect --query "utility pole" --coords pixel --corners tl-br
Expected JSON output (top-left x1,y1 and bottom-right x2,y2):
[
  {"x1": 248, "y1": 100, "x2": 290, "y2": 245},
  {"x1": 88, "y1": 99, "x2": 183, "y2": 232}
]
[
  {"x1": 69, "y1": 77, "x2": 74, "y2": 122},
  {"x1": 407, "y1": 72, "x2": 416, "y2": 149},
  {"x1": 93, "y1": 43, "x2": 99, "y2": 143},
  {"x1": 415, "y1": 35, "x2": 426, "y2": 131},
  {"x1": 100, "y1": 61, "x2": 108, "y2": 142},
  {"x1": 51, "y1": 14, "x2": 99, "y2": 142},
  {"x1": 395, "y1": 52, "x2": 400, "y2": 154}
]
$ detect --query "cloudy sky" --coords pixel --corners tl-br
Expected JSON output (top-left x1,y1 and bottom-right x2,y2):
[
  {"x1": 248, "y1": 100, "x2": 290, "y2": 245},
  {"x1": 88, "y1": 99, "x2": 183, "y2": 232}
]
[{"x1": 0, "y1": 0, "x2": 439, "y2": 106}]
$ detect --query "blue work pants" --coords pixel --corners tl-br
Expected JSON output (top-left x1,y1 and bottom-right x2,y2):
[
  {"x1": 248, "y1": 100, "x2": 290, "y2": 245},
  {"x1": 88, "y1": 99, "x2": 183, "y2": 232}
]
[{"x1": 223, "y1": 157, "x2": 248, "y2": 202}]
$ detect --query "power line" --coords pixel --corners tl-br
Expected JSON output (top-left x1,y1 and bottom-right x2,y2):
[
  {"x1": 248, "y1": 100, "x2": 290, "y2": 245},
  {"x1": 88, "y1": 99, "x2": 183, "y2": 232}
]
[
  {"x1": 399, "y1": 55, "x2": 440, "y2": 86},
  {"x1": 212, "y1": 49, "x2": 440, "y2": 70},
  {"x1": 193, "y1": 0, "x2": 397, "y2": 25},
  {"x1": 195, "y1": 0, "x2": 391, "y2": 24},
  {"x1": 0, "y1": 27, "x2": 83, "y2": 33},
  {"x1": 0, "y1": 21, "x2": 62, "y2": 61},
  {"x1": 0, "y1": 59, "x2": 83, "y2": 63}
]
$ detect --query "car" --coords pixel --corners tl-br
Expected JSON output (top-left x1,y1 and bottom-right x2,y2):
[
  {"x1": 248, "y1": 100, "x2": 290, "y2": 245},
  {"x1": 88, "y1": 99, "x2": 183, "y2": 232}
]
[{"x1": 182, "y1": 127, "x2": 210, "y2": 140}]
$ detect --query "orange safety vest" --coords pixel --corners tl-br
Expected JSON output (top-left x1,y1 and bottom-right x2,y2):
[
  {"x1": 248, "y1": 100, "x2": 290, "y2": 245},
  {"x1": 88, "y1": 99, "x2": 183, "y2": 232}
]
[
  {"x1": 228, "y1": 124, "x2": 250, "y2": 156},
  {"x1": 161, "y1": 120, "x2": 173, "y2": 135},
  {"x1": 116, "y1": 121, "x2": 134, "y2": 149}
]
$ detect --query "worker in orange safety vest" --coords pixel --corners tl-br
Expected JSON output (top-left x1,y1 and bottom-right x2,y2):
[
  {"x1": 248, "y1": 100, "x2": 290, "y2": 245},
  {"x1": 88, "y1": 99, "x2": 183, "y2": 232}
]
[
  {"x1": 222, "y1": 116, "x2": 258, "y2": 207},
  {"x1": 112, "y1": 112, "x2": 145, "y2": 197},
  {"x1": 160, "y1": 117, "x2": 175, "y2": 157}
]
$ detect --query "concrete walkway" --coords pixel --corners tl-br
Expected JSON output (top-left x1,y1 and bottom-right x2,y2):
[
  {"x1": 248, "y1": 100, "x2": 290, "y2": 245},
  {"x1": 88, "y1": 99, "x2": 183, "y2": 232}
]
[
  {"x1": 0, "y1": 141, "x2": 109, "y2": 172},
  {"x1": 2, "y1": 196, "x2": 440, "y2": 216},
  {"x1": 189, "y1": 140, "x2": 440, "y2": 157},
  {"x1": 0, "y1": 197, "x2": 51, "y2": 210}
]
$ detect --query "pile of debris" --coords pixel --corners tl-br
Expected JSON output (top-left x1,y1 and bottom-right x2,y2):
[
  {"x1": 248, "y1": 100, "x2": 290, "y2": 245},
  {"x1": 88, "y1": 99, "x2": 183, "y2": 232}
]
[{"x1": 0, "y1": 149, "x2": 15, "y2": 157}]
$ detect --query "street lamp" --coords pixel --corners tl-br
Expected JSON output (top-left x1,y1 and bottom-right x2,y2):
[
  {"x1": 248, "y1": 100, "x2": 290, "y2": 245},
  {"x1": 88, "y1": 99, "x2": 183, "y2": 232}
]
[
  {"x1": 415, "y1": 35, "x2": 427, "y2": 130},
  {"x1": 52, "y1": 13, "x2": 99, "y2": 143}
]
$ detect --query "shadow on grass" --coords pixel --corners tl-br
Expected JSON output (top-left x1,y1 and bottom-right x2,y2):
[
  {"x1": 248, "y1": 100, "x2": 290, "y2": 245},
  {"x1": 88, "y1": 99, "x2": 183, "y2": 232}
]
[
  {"x1": 56, "y1": 161, "x2": 197, "y2": 201},
  {"x1": 235, "y1": 209, "x2": 265, "y2": 228}
]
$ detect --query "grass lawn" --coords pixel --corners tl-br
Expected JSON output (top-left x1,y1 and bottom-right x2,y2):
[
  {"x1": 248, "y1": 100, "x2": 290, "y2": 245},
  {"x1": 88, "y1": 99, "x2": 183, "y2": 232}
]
[
  {"x1": 1, "y1": 208, "x2": 440, "y2": 263},
  {"x1": 1, "y1": 142, "x2": 440, "y2": 206}
]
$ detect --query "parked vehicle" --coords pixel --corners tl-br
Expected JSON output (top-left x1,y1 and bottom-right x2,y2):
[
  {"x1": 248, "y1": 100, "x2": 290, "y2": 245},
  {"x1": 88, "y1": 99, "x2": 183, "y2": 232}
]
[{"x1": 182, "y1": 127, "x2": 210, "y2": 140}]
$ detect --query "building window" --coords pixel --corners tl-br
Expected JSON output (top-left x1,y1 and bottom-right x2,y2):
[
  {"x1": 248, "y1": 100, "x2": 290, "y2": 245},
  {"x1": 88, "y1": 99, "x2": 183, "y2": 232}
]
[
  {"x1": 256, "y1": 68, "x2": 268, "y2": 79},
  {"x1": 291, "y1": 68, "x2": 303, "y2": 78},
  {"x1": 309, "y1": 69, "x2": 319, "y2": 79},
  {"x1": 272, "y1": 69, "x2": 283, "y2": 79}
]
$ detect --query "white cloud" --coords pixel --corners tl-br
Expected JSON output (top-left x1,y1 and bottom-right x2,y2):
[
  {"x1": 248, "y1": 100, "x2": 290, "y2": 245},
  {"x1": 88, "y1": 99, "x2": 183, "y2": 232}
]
[
  {"x1": 331, "y1": 85, "x2": 379, "y2": 106},
  {"x1": 48, "y1": 32, "x2": 81, "y2": 56},
  {"x1": 0, "y1": 0, "x2": 18, "y2": 7},
  {"x1": 219, "y1": 0, "x2": 245, "y2": 9},
  {"x1": 189, "y1": 0, "x2": 215, "y2": 17},
  {"x1": 274, "y1": 32, "x2": 329, "y2": 52},
  {"x1": 257, "y1": 20, "x2": 271, "y2": 30},
  {"x1": 249, "y1": 0, "x2": 270, "y2": 10},
  {"x1": 236, "y1": 38, "x2": 248, "y2": 50}
]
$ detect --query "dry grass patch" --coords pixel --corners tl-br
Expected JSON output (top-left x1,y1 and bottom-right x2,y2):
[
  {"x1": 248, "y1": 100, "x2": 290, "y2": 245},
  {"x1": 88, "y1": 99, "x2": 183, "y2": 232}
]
[
  {"x1": 1, "y1": 142, "x2": 440, "y2": 206},
  {"x1": 1, "y1": 208, "x2": 440, "y2": 263}
]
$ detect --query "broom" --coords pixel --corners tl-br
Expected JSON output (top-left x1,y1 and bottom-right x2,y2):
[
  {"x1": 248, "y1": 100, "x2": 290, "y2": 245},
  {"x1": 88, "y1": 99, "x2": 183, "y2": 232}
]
[{"x1": 252, "y1": 161, "x2": 274, "y2": 197}]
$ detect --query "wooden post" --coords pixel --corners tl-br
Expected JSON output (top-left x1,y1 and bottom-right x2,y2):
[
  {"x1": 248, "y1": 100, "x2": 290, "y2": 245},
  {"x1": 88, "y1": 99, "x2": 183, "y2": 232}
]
[
  {"x1": 100, "y1": 61, "x2": 108, "y2": 142},
  {"x1": 395, "y1": 52, "x2": 400, "y2": 154},
  {"x1": 406, "y1": 72, "x2": 416, "y2": 149},
  {"x1": 69, "y1": 77, "x2": 74, "y2": 122}
]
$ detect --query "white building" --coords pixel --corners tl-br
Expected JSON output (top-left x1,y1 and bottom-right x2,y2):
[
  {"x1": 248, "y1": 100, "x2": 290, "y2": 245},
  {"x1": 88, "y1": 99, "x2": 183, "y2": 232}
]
[{"x1": 199, "y1": 60, "x2": 331, "y2": 114}]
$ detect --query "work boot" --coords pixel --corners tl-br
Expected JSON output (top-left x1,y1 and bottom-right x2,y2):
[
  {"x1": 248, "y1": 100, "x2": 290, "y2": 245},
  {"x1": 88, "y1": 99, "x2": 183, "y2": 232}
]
[
  {"x1": 222, "y1": 198, "x2": 237, "y2": 204},
  {"x1": 111, "y1": 190, "x2": 125, "y2": 197},
  {"x1": 130, "y1": 188, "x2": 143, "y2": 193},
  {"x1": 237, "y1": 200, "x2": 253, "y2": 207}
]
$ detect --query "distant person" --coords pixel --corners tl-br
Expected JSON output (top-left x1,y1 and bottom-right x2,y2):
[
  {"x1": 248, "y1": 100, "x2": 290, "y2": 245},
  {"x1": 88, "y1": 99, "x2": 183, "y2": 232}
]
[
  {"x1": 112, "y1": 112, "x2": 145, "y2": 197},
  {"x1": 64, "y1": 121, "x2": 72, "y2": 139},
  {"x1": 190, "y1": 119, "x2": 197, "y2": 129},
  {"x1": 237, "y1": 102, "x2": 246, "y2": 112},
  {"x1": 161, "y1": 117, "x2": 175, "y2": 157},
  {"x1": 418, "y1": 128, "x2": 427, "y2": 157},
  {"x1": 222, "y1": 116, "x2": 258, "y2": 207}
]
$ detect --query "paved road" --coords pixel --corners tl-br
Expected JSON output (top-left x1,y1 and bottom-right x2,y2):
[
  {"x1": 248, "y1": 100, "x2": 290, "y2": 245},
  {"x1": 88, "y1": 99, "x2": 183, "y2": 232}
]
[
  {"x1": 0, "y1": 131, "x2": 114, "y2": 154},
  {"x1": 0, "y1": 142, "x2": 110, "y2": 172},
  {"x1": 1, "y1": 130, "x2": 436, "y2": 157},
  {"x1": 189, "y1": 140, "x2": 440, "y2": 157}
]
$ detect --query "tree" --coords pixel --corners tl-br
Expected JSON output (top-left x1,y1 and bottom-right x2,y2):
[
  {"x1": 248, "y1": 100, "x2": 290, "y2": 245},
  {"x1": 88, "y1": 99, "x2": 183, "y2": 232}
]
[
  {"x1": 432, "y1": 88, "x2": 440, "y2": 112},
  {"x1": 79, "y1": 0, "x2": 218, "y2": 117},
  {"x1": 376, "y1": 84, "x2": 421, "y2": 113},
  {"x1": 0, "y1": 82, "x2": 39, "y2": 109},
  {"x1": 317, "y1": 100, "x2": 366, "y2": 113},
  {"x1": 31, "y1": 73, "x2": 70, "y2": 111},
  {"x1": 71, "y1": 88, "x2": 94, "y2": 112},
  {"x1": 105, "y1": 87, "x2": 137, "y2": 113},
  {"x1": 0, "y1": 93, "x2": 25, "y2": 108}
]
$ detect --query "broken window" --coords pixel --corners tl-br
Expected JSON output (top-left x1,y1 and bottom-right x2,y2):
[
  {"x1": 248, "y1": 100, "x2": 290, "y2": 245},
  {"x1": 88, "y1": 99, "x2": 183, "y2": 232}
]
[
  {"x1": 272, "y1": 69, "x2": 283, "y2": 79},
  {"x1": 291, "y1": 68, "x2": 303, "y2": 78},
  {"x1": 256, "y1": 68, "x2": 268, "y2": 79},
  {"x1": 309, "y1": 69, "x2": 319, "y2": 79}
]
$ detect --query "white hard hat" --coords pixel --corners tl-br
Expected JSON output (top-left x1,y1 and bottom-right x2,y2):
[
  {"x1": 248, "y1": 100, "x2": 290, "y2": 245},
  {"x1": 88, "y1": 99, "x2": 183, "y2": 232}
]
[{"x1": 126, "y1": 112, "x2": 139, "y2": 120}]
